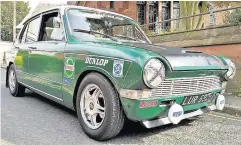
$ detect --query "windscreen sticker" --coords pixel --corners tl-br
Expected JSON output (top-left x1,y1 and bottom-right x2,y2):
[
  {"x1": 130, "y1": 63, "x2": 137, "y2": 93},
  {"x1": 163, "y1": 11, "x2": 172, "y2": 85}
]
[
  {"x1": 64, "y1": 57, "x2": 75, "y2": 79},
  {"x1": 113, "y1": 60, "x2": 124, "y2": 77},
  {"x1": 68, "y1": 9, "x2": 124, "y2": 20}
]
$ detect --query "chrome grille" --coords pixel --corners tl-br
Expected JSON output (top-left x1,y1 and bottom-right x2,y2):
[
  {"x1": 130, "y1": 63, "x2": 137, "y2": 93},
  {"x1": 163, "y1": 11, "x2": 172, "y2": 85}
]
[{"x1": 151, "y1": 76, "x2": 221, "y2": 97}]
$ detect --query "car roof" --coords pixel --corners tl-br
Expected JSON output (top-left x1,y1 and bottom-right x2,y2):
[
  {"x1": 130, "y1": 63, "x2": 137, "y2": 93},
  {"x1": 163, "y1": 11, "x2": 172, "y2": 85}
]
[{"x1": 23, "y1": 5, "x2": 134, "y2": 25}]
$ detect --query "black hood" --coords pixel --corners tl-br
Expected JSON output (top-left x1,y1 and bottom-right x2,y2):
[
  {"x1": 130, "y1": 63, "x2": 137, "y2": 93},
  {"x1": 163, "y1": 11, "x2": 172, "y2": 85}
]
[{"x1": 124, "y1": 43, "x2": 227, "y2": 70}]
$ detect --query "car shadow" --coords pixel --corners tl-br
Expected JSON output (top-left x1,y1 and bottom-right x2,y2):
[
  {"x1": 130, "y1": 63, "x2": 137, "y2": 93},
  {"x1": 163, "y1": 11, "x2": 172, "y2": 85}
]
[
  {"x1": 106, "y1": 117, "x2": 198, "y2": 144},
  {"x1": 23, "y1": 89, "x2": 199, "y2": 144}
]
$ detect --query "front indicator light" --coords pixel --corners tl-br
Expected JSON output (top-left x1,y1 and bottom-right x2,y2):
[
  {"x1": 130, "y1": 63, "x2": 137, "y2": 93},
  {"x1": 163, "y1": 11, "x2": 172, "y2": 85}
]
[{"x1": 119, "y1": 89, "x2": 152, "y2": 99}]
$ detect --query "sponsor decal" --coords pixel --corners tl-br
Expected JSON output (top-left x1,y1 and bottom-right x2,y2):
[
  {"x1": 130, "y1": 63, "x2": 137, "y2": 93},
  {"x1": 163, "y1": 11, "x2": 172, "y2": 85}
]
[
  {"x1": 63, "y1": 78, "x2": 71, "y2": 85},
  {"x1": 168, "y1": 103, "x2": 184, "y2": 124},
  {"x1": 220, "y1": 100, "x2": 225, "y2": 105},
  {"x1": 172, "y1": 111, "x2": 183, "y2": 117},
  {"x1": 70, "y1": 10, "x2": 124, "y2": 21},
  {"x1": 216, "y1": 94, "x2": 225, "y2": 110},
  {"x1": 139, "y1": 100, "x2": 158, "y2": 108},
  {"x1": 64, "y1": 57, "x2": 75, "y2": 79},
  {"x1": 85, "y1": 57, "x2": 108, "y2": 66},
  {"x1": 113, "y1": 60, "x2": 124, "y2": 77}
]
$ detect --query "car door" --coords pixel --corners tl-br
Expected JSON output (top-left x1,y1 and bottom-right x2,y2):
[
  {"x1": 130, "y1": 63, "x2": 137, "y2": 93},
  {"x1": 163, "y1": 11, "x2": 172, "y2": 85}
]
[
  {"x1": 14, "y1": 16, "x2": 41, "y2": 85},
  {"x1": 28, "y1": 11, "x2": 66, "y2": 101}
]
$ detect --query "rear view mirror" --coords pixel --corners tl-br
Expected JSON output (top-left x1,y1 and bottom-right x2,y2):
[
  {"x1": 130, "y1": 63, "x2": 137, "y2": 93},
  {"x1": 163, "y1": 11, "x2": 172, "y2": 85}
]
[{"x1": 104, "y1": 21, "x2": 112, "y2": 27}]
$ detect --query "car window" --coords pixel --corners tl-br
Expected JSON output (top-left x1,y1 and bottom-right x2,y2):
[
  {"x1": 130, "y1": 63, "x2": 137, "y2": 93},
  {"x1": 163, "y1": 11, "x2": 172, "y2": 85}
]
[
  {"x1": 25, "y1": 17, "x2": 41, "y2": 42},
  {"x1": 39, "y1": 12, "x2": 64, "y2": 41}
]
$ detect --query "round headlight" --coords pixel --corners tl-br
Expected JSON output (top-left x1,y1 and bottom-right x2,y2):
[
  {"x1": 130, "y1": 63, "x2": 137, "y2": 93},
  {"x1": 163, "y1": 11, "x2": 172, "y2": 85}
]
[
  {"x1": 225, "y1": 60, "x2": 236, "y2": 80},
  {"x1": 143, "y1": 59, "x2": 165, "y2": 88}
]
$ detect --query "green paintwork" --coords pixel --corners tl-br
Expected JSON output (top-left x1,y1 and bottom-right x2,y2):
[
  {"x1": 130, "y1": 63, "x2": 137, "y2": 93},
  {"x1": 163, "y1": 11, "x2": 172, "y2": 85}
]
[{"x1": 9, "y1": 7, "x2": 233, "y2": 122}]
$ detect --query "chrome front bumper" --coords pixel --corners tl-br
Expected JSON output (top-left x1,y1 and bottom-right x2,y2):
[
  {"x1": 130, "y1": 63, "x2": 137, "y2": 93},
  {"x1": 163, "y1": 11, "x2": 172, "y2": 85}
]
[{"x1": 141, "y1": 105, "x2": 216, "y2": 128}]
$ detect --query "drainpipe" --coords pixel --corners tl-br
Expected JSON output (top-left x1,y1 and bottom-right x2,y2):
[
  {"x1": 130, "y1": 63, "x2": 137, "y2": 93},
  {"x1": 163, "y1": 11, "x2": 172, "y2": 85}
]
[{"x1": 207, "y1": 2, "x2": 216, "y2": 25}]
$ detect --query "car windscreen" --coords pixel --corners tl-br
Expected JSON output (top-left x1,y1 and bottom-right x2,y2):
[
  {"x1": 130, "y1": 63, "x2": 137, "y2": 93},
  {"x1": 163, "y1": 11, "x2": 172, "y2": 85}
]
[{"x1": 66, "y1": 8, "x2": 149, "y2": 43}]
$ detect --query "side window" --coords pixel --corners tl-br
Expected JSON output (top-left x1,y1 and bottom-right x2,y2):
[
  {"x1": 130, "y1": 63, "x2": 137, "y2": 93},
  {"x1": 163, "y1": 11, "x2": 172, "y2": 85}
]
[
  {"x1": 39, "y1": 12, "x2": 64, "y2": 41},
  {"x1": 26, "y1": 17, "x2": 41, "y2": 42}
]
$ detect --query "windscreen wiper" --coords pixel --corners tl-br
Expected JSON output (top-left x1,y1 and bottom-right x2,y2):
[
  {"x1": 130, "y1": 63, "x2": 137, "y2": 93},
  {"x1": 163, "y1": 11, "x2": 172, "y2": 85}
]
[{"x1": 73, "y1": 29, "x2": 118, "y2": 42}]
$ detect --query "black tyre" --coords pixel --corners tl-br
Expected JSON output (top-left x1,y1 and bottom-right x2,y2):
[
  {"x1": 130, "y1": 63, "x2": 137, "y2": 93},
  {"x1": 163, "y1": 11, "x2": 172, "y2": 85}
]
[
  {"x1": 8, "y1": 64, "x2": 25, "y2": 97},
  {"x1": 76, "y1": 73, "x2": 125, "y2": 141}
]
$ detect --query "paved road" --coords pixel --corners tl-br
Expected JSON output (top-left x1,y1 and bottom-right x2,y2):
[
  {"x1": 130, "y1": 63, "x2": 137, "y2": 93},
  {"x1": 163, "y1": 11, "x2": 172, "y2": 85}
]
[{"x1": 1, "y1": 69, "x2": 241, "y2": 145}]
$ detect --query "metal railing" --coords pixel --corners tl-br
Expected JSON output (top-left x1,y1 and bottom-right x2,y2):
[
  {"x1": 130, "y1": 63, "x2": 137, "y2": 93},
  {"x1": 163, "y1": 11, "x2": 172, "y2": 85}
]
[{"x1": 139, "y1": 6, "x2": 241, "y2": 36}]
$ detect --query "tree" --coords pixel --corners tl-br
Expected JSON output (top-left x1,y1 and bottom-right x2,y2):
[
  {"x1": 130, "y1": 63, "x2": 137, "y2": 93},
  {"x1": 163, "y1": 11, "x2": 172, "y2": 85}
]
[
  {"x1": 224, "y1": 8, "x2": 241, "y2": 24},
  {"x1": 178, "y1": 1, "x2": 241, "y2": 31},
  {"x1": 1, "y1": 1, "x2": 29, "y2": 41},
  {"x1": 212, "y1": 1, "x2": 241, "y2": 8},
  {"x1": 179, "y1": 1, "x2": 208, "y2": 30}
]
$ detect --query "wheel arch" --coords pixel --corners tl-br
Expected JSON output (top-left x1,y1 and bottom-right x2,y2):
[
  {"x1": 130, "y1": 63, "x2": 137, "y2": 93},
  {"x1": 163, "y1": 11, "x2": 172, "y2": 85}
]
[{"x1": 73, "y1": 68, "x2": 120, "y2": 110}]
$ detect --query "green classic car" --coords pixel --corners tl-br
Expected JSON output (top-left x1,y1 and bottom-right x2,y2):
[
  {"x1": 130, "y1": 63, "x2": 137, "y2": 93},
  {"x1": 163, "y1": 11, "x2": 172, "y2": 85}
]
[{"x1": 6, "y1": 6, "x2": 236, "y2": 140}]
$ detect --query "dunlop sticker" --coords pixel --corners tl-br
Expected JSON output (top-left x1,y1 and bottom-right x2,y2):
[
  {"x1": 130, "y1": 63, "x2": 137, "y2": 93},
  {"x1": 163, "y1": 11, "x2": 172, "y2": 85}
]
[{"x1": 85, "y1": 57, "x2": 109, "y2": 66}]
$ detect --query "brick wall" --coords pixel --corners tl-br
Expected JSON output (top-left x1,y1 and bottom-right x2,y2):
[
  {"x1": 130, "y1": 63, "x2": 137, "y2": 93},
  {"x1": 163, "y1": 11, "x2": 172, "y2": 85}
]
[
  {"x1": 150, "y1": 24, "x2": 241, "y2": 47},
  {"x1": 190, "y1": 44, "x2": 241, "y2": 96}
]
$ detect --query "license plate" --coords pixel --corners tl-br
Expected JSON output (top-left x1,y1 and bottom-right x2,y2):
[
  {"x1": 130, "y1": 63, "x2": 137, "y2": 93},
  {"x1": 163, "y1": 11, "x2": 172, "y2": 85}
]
[{"x1": 181, "y1": 93, "x2": 218, "y2": 106}]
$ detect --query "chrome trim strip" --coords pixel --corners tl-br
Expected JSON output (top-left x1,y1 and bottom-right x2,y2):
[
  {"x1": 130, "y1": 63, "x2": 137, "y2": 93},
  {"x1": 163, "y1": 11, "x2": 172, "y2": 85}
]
[
  {"x1": 16, "y1": 70, "x2": 63, "y2": 85},
  {"x1": 142, "y1": 105, "x2": 216, "y2": 128},
  {"x1": 165, "y1": 75, "x2": 219, "y2": 80},
  {"x1": 19, "y1": 81, "x2": 63, "y2": 101}
]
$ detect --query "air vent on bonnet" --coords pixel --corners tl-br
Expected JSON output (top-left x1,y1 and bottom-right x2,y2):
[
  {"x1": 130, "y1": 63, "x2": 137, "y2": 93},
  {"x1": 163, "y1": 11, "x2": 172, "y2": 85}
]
[{"x1": 181, "y1": 50, "x2": 202, "y2": 53}]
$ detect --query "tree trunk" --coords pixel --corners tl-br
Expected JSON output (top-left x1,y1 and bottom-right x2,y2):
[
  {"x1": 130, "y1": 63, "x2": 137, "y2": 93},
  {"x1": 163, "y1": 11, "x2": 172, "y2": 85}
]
[
  {"x1": 196, "y1": 2, "x2": 208, "y2": 29},
  {"x1": 179, "y1": 1, "x2": 187, "y2": 30}
]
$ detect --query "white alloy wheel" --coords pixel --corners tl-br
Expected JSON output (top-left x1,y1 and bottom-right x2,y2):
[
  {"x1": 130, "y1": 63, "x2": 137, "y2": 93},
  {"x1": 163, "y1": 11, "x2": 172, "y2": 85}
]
[{"x1": 80, "y1": 84, "x2": 106, "y2": 129}]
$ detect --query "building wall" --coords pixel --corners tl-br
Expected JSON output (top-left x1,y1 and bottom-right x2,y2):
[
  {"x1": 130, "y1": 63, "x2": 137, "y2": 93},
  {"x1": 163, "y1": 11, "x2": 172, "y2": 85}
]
[
  {"x1": 74, "y1": 1, "x2": 233, "y2": 29},
  {"x1": 190, "y1": 44, "x2": 241, "y2": 96}
]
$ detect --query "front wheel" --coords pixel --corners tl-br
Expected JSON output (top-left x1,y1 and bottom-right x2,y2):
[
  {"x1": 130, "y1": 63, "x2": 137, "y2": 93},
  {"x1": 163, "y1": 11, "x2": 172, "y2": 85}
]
[
  {"x1": 76, "y1": 73, "x2": 125, "y2": 141},
  {"x1": 8, "y1": 64, "x2": 25, "y2": 97}
]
